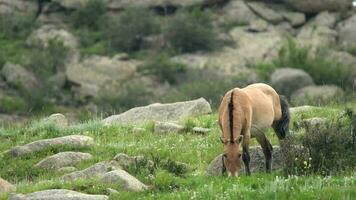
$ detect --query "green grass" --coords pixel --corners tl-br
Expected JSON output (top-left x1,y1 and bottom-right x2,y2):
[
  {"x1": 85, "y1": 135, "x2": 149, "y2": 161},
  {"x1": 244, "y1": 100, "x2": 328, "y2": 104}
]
[{"x1": 0, "y1": 106, "x2": 355, "y2": 199}]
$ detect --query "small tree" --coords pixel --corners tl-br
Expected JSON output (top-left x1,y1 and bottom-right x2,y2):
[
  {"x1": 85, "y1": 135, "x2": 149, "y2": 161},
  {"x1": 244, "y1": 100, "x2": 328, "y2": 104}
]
[
  {"x1": 106, "y1": 7, "x2": 160, "y2": 53},
  {"x1": 165, "y1": 9, "x2": 218, "y2": 53}
]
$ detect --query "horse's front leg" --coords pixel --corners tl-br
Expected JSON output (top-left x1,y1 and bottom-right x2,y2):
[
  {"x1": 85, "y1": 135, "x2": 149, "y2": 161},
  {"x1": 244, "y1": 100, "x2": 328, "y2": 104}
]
[
  {"x1": 242, "y1": 145, "x2": 251, "y2": 176},
  {"x1": 242, "y1": 127, "x2": 251, "y2": 176}
]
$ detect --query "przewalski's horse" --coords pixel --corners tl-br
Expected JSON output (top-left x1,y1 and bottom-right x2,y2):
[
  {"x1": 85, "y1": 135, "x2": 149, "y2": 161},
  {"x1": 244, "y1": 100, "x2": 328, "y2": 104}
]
[{"x1": 218, "y1": 83, "x2": 290, "y2": 177}]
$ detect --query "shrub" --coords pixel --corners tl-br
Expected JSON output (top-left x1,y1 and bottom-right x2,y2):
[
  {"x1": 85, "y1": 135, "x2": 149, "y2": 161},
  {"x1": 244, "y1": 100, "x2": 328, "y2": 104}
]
[
  {"x1": 70, "y1": 0, "x2": 107, "y2": 30},
  {"x1": 0, "y1": 95, "x2": 26, "y2": 113},
  {"x1": 138, "y1": 54, "x2": 186, "y2": 84},
  {"x1": 96, "y1": 81, "x2": 155, "y2": 114},
  {"x1": 0, "y1": 13, "x2": 36, "y2": 39},
  {"x1": 106, "y1": 7, "x2": 160, "y2": 53},
  {"x1": 162, "y1": 69, "x2": 252, "y2": 108},
  {"x1": 273, "y1": 38, "x2": 351, "y2": 88},
  {"x1": 282, "y1": 111, "x2": 356, "y2": 176},
  {"x1": 28, "y1": 39, "x2": 69, "y2": 79},
  {"x1": 165, "y1": 9, "x2": 218, "y2": 53}
]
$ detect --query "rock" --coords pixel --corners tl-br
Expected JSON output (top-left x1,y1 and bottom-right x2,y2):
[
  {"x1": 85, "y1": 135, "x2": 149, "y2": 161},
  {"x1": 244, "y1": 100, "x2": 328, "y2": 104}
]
[
  {"x1": 290, "y1": 106, "x2": 318, "y2": 114},
  {"x1": 103, "y1": 98, "x2": 212, "y2": 126},
  {"x1": 52, "y1": 0, "x2": 89, "y2": 10},
  {"x1": 105, "y1": 188, "x2": 119, "y2": 195},
  {"x1": 0, "y1": 0, "x2": 37, "y2": 15},
  {"x1": 132, "y1": 127, "x2": 146, "y2": 134},
  {"x1": 247, "y1": 2, "x2": 284, "y2": 24},
  {"x1": 62, "y1": 161, "x2": 121, "y2": 181},
  {"x1": 100, "y1": 170, "x2": 148, "y2": 192},
  {"x1": 141, "y1": 34, "x2": 165, "y2": 50},
  {"x1": 285, "y1": 0, "x2": 352, "y2": 13},
  {"x1": 0, "y1": 177, "x2": 15, "y2": 194},
  {"x1": 338, "y1": 15, "x2": 356, "y2": 48},
  {"x1": 270, "y1": 68, "x2": 314, "y2": 98},
  {"x1": 57, "y1": 166, "x2": 77, "y2": 173},
  {"x1": 192, "y1": 127, "x2": 211, "y2": 134},
  {"x1": 218, "y1": 0, "x2": 258, "y2": 26},
  {"x1": 300, "y1": 117, "x2": 328, "y2": 130},
  {"x1": 113, "y1": 153, "x2": 154, "y2": 171},
  {"x1": 66, "y1": 55, "x2": 138, "y2": 99},
  {"x1": 9, "y1": 189, "x2": 108, "y2": 200},
  {"x1": 291, "y1": 85, "x2": 345, "y2": 106},
  {"x1": 248, "y1": 19, "x2": 269, "y2": 32},
  {"x1": 43, "y1": 113, "x2": 68, "y2": 129},
  {"x1": 207, "y1": 146, "x2": 283, "y2": 176},
  {"x1": 297, "y1": 12, "x2": 338, "y2": 49},
  {"x1": 27, "y1": 25, "x2": 78, "y2": 50},
  {"x1": 35, "y1": 152, "x2": 93, "y2": 170},
  {"x1": 1, "y1": 62, "x2": 38, "y2": 90},
  {"x1": 154, "y1": 122, "x2": 184, "y2": 134},
  {"x1": 282, "y1": 11, "x2": 306, "y2": 27},
  {"x1": 107, "y1": 0, "x2": 223, "y2": 10},
  {"x1": 4, "y1": 135, "x2": 94, "y2": 157},
  {"x1": 328, "y1": 51, "x2": 356, "y2": 87}
]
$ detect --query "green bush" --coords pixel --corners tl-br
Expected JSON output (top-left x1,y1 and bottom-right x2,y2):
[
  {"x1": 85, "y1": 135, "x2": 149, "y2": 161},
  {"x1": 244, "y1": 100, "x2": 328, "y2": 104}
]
[
  {"x1": 70, "y1": 0, "x2": 107, "y2": 30},
  {"x1": 273, "y1": 39, "x2": 351, "y2": 88},
  {"x1": 282, "y1": 111, "x2": 356, "y2": 176},
  {"x1": 106, "y1": 7, "x2": 160, "y2": 53},
  {"x1": 96, "y1": 81, "x2": 155, "y2": 114},
  {"x1": 28, "y1": 39, "x2": 69, "y2": 79},
  {"x1": 138, "y1": 54, "x2": 186, "y2": 84},
  {"x1": 165, "y1": 9, "x2": 218, "y2": 53},
  {"x1": 0, "y1": 95, "x2": 26, "y2": 113},
  {"x1": 162, "y1": 69, "x2": 251, "y2": 108},
  {"x1": 0, "y1": 13, "x2": 36, "y2": 39}
]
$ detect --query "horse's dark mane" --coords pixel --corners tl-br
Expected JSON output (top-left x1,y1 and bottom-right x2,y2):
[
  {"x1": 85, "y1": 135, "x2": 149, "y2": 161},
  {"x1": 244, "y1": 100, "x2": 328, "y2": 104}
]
[{"x1": 228, "y1": 90, "x2": 234, "y2": 143}]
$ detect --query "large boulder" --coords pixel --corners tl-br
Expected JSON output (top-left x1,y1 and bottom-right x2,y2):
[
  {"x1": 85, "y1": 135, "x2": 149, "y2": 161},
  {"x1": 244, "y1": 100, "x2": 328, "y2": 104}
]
[
  {"x1": 218, "y1": 0, "x2": 258, "y2": 26},
  {"x1": 207, "y1": 146, "x2": 283, "y2": 176},
  {"x1": 285, "y1": 0, "x2": 352, "y2": 13},
  {"x1": 43, "y1": 113, "x2": 69, "y2": 129},
  {"x1": 270, "y1": 68, "x2": 314, "y2": 97},
  {"x1": 0, "y1": 177, "x2": 15, "y2": 194},
  {"x1": 247, "y1": 2, "x2": 284, "y2": 24},
  {"x1": 35, "y1": 152, "x2": 93, "y2": 170},
  {"x1": 107, "y1": 0, "x2": 224, "y2": 10},
  {"x1": 4, "y1": 135, "x2": 94, "y2": 157},
  {"x1": 113, "y1": 153, "x2": 154, "y2": 171},
  {"x1": 1, "y1": 62, "x2": 38, "y2": 90},
  {"x1": 297, "y1": 12, "x2": 338, "y2": 49},
  {"x1": 338, "y1": 15, "x2": 356, "y2": 49},
  {"x1": 100, "y1": 170, "x2": 148, "y2": 192},
  {"x1": 26, "y1": 25, "x2": 79, "y2": 50},
  {"x1": 62, "y1": 161, "x2": 121, "y2": 181},
  {"x1": 9, "y1": 189, "x2": 108, "y2": 200},
  {"x1": 0, "y1": 0, "x2": 37, "y2": 15},
  {"x1": 66, "y1": 55, "x2": 138, "y2": 99},
  {"x1": 328, "y1": 51, "x2": 356, "y2": 88},
  {"x1": 103, "y1": 98, "x2": 212, "y2": 126},
  {"x1": 52, "y1": 0, "x2": 89, "y2": 10},
  {"x1": 291, "y1": 85, "x2": 345, "y2": 106},
  {"x1": 172, "y1": 27, "x2": 282, "y2": 77},
  {"x1": 154, "y1": 122, "x2": 184, "y2": 134}
]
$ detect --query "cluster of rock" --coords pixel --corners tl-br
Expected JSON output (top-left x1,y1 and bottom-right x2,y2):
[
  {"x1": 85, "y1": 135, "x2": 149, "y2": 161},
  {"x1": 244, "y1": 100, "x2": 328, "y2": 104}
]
[
  {"x1": 270, "y1": 68, "x2": 345, "y2": 105},
  {"x1": 0, "y1": 0, "x2": 355, "y2": 116}
]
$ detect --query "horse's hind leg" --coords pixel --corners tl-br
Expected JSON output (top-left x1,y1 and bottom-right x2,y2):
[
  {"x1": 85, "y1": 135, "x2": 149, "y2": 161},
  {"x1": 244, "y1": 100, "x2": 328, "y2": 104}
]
[{"x1": 252, "y1": 127, "x2": 273, "y2": 173}]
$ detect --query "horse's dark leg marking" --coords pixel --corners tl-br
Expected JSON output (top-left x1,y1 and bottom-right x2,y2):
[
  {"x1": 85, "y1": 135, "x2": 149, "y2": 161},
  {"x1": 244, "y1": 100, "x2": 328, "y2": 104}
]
[
  {"x1": 242, "y1": 146, "x2": 251, "y2": 175},
  {"x1": 252, "y1": 127, "x2": 273, "y2": 173}
]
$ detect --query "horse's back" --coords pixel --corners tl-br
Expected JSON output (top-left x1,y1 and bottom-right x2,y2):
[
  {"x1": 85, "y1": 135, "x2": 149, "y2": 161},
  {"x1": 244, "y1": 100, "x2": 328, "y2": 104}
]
[{"x1": 241, "y1": 83, "x2": 282, "y2": 128}]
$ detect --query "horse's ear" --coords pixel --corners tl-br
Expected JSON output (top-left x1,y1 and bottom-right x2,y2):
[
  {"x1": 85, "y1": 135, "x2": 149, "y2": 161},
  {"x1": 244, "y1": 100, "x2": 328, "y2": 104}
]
[{"x1": 238, "y1": 135, "x2": 243, "y2": 144}]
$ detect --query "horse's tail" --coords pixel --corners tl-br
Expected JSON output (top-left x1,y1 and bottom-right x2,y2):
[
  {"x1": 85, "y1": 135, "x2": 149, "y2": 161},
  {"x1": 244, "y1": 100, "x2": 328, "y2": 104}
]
[{"x1": 273, "y1": 95, "x2": 290, "y2": 140}]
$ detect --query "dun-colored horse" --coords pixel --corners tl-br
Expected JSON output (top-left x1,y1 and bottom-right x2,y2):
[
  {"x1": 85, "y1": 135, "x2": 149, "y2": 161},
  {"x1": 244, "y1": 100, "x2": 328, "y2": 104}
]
[{"x1": 218, "y1": 83, "x2": 290, "y2": 177}]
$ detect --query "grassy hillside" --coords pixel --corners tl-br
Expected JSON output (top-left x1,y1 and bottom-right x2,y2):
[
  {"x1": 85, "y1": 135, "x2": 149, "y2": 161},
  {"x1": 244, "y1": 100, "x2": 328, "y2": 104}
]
[{"x1": 1, "y1": 105, "x2": 355, "y2": 199}]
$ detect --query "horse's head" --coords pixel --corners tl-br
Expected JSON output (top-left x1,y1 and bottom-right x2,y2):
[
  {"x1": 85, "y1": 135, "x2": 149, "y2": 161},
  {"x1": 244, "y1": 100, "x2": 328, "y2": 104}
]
[{"x1": 220, "y1": 136, "x2": 243, "y2": 177}]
